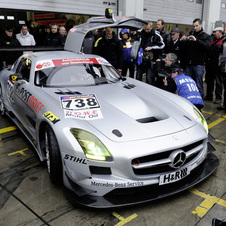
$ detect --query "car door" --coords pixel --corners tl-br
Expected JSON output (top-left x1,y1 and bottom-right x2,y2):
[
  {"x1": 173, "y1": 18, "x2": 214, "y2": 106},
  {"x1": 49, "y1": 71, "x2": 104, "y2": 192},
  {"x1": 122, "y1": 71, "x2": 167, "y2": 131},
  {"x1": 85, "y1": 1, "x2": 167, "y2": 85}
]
[{"x1": 12, "y1": 57, "x2": 38, "y2": 137}]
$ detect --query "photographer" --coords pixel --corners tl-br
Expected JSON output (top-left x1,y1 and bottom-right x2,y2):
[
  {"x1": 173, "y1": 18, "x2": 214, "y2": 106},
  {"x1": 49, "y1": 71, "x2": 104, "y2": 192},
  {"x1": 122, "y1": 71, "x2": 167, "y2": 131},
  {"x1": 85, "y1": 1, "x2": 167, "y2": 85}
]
[
  {"x1": 163, "y1": 65, "x2": 204, "y2": 111},
  {"x1": 179, "y1": 18, "x2": 211, "y2": 99},
  {"x1": 155, "y1": 53, "x2": 178, "y2": 88}
]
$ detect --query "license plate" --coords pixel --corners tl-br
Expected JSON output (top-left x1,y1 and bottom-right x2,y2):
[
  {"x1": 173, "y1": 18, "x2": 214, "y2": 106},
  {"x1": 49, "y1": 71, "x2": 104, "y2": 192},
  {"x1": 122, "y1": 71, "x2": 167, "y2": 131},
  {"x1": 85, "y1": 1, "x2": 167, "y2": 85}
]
[{"x1": 159, "y1": 165, "x2": 191, "y2": 185}]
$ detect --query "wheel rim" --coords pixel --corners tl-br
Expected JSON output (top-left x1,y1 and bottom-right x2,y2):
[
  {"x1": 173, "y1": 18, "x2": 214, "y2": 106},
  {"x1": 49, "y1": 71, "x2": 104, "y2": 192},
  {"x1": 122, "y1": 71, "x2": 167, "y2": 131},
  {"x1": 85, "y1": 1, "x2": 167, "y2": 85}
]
[
  {"x1": 0, "y1": 86, "x2": 5, "y2": 115},
  {"x1": 45, "y1": 130, "x2": 51, "y2": 173}
]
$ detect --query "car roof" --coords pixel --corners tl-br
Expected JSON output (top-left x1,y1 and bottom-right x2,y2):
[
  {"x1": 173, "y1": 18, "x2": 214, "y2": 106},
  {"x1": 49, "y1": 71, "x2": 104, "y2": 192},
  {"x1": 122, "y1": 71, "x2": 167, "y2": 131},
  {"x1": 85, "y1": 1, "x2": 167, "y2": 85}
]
[{"x1": 64, "y1": 13, "x2": 147, "y2": 53}]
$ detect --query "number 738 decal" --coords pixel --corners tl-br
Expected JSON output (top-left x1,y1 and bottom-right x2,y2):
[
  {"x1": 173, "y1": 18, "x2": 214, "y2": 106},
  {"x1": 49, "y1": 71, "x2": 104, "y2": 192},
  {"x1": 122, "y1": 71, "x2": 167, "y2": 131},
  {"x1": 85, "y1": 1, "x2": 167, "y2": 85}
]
[{"x1": 60, "y1": 94, "x2": 100, "y2": 111}]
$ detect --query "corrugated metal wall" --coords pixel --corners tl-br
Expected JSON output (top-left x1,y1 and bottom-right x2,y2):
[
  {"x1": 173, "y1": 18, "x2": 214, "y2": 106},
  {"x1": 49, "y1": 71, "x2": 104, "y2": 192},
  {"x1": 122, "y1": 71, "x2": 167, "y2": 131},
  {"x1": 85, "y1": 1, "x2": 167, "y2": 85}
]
[
  {"x1": 143, "y1": 0, "x2": 202, "y2": 25},
  {"x1": 220, "y1": 1, "x2": 226, "y2": 23},
  {"x1": 0, "y1": 0, "x2": 118, "y2": 15}
]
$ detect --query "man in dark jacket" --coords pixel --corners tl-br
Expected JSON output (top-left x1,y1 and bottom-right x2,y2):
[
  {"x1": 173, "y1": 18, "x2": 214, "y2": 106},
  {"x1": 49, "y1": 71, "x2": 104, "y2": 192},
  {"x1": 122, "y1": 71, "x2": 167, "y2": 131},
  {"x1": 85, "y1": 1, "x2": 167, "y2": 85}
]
[
  {"x1": 180, "y1": 18, "x2": 211, "y2": 99},
  {"x1": 156, "y1": 19, "x2": 170, "y2": 54},
  {"x1": 94, "y1": 27, "x2": 123, "y2": 72},
  {"x1": 137, "y1": 22, "x2": 165, "y2": 84},
  {"x1": 165, "y1": 27, "x2": 181, "y2": 59},
  {"x1": 45, "y1": 23, "x2": 63, "y2": 46},
  {"x1": 0, "y1": 26, "x2": 21, "y2": 67}
]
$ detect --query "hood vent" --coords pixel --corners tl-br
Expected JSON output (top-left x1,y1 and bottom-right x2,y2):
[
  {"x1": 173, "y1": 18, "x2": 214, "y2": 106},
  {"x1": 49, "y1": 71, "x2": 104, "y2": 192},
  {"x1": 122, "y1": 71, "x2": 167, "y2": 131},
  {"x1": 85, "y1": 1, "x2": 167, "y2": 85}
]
[
  {"x1": 123, "y1": 83, "x2": 136, "y2": 89},
  {"x1": 55, "y1": 89, "x2": 82, "y2": 95},
  {"x1": 136, "y1": 117, "x2": 158, "y2": 123}
]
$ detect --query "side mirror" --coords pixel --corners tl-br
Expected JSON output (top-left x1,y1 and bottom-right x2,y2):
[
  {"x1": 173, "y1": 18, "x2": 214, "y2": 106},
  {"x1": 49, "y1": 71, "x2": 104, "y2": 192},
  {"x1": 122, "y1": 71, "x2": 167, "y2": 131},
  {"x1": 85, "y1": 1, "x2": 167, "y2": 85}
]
[
  {"x1": 9, "y1": 73, "x2": 23, "y2": 82},
  {"x1": 105, "y1": 8, "x2": 114, "y2": 19},
  {"x1": 130, "y1": 41, "x2": 141, "y2": 60}
]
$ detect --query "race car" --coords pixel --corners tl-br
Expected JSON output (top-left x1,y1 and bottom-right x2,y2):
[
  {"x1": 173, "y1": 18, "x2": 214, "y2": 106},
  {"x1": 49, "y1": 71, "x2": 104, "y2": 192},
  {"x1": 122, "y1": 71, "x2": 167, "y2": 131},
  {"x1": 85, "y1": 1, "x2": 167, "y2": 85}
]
[{"x1": 0, "y1": 10, "x2": 219, "y2": 208}]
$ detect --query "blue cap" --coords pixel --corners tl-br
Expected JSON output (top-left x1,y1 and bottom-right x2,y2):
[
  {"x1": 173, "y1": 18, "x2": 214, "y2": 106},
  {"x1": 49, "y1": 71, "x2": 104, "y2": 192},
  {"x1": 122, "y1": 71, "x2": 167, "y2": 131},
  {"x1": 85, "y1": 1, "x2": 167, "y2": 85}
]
[{"x1": 120, "y1": 28, "x2": 129, "y2": 34}]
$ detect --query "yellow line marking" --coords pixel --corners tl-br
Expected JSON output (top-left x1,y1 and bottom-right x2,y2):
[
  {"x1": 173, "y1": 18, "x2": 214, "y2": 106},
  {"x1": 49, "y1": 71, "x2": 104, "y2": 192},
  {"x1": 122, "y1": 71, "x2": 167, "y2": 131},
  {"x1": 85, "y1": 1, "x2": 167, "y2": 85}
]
[
  {"x1": 0, "y1": 126, "x2": 17, "y2": 134},
  {"x1": 113, "y1": 212, "x2": 138, "y2": 226},
  {"x1": 215, "y1": 139, "x2": 226, "y2": 144},
  {"x1": 189, "y1": 188, "x2": 226, "y2": 217},
  {"x1": 202, "y1": 110, "x2": 212, "y2": 115},
  {"x1": 8, "y1": 148, "x2": 28, "y2": 156},
  {"x1": 208, "y1": 117, "x2": 225, "y2": 129}
]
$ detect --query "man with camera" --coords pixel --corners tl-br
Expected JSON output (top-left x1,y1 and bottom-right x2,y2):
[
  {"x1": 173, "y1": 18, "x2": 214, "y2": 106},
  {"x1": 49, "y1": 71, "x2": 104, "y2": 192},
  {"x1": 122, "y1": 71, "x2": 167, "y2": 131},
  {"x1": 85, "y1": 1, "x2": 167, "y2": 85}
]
[{"x1": 179, "y1": 18, "x2": 211, "y2": 100}]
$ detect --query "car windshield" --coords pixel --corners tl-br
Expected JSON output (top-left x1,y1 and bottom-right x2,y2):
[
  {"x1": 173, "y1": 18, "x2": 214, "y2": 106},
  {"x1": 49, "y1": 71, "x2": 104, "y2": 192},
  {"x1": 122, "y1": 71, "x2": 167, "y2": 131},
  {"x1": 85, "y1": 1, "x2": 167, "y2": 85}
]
[{"x1": 35, "y1": 64, "x2": 122, "y2": 87}]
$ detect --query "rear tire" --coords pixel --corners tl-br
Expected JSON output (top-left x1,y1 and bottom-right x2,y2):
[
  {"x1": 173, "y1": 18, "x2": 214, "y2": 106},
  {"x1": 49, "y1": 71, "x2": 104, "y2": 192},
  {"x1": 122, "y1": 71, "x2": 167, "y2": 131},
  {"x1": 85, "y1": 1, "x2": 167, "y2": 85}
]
[{"x1": 45, "y1": 125, "x2": 62, "y2": 185}]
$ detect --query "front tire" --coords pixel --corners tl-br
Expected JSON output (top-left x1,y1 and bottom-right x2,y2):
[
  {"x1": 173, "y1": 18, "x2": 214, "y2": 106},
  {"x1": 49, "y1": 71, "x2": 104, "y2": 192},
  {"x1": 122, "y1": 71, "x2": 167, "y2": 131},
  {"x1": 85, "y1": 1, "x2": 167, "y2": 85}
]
[
  {"x1": 45, "y1": 125, "x2": 62, "y2": 185},
  {"x1": 0, "y1": 85, "x2": 6, "y2": 116}
]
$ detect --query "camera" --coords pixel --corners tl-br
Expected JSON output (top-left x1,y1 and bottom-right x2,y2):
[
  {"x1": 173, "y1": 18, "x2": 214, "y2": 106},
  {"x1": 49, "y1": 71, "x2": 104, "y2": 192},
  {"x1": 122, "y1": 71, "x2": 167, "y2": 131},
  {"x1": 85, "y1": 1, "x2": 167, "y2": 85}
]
[{"x1": 158, "y1": 70, "x2": 171, "y2": 78}]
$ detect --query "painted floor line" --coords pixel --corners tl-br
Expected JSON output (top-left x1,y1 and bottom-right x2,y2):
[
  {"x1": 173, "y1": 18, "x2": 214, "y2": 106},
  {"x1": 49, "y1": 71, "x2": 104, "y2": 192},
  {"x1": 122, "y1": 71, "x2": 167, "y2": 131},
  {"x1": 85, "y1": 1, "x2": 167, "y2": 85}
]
[
  {"x1": 189, "y1": 188, "x2": 226, "y2": 218},
  {"x1": 113, "y1": 212, "x2": 138, "y2": 226},
  {"x1": 0, "y1": 126, "x2": 17, "y2": 134},
  {"x1": 208, "y1": 118, "x2": 225, "y2": 129}
]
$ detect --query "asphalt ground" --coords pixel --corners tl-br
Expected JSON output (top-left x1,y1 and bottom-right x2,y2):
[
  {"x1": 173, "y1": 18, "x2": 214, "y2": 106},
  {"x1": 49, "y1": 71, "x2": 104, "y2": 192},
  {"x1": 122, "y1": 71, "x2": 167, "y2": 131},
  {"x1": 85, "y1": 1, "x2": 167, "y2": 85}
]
[{"x1": 0, "y1": 97, "x2": 226, "y2": 226}]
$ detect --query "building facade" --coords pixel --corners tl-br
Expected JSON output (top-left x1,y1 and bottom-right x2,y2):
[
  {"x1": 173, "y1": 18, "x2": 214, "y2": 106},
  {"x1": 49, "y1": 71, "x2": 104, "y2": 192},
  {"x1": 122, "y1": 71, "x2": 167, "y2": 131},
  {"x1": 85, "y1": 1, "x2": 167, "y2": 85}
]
[{"x1": 0, "y1": 0, "x2": 225, "y2": 34}]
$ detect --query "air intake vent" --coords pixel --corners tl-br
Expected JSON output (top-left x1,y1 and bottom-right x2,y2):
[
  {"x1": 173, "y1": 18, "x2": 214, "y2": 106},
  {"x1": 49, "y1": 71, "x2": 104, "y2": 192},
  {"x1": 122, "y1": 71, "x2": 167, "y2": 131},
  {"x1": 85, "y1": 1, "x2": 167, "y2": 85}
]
[
  {"x1": 55, "y1": 90, "x2": 82, "y2": 95},
  {"x1": 123, "y1": 83, "x2": 136, "y2": 89},
  {"x1": 136, "y1": 117, "x2": 158, "y2": 123}
]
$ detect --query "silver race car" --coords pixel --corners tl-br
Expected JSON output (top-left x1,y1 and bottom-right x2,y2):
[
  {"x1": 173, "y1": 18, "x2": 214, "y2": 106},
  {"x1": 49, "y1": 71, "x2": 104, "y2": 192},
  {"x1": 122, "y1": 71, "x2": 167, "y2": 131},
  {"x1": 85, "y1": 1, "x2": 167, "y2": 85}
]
[{"x1": 0, "y1": 10, "x2": 219, "y2": 208}]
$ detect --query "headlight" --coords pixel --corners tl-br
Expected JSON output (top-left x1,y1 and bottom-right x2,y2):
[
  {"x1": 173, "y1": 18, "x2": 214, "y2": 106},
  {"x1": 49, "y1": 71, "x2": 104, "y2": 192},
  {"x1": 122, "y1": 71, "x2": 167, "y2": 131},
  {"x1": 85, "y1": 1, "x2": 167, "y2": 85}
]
[
  {"x1": 70, "y1": 129, "x2": 113, "y2": 161},
  {"x1": 193, "y1": 108, "x2": 208, "y2": 134}
]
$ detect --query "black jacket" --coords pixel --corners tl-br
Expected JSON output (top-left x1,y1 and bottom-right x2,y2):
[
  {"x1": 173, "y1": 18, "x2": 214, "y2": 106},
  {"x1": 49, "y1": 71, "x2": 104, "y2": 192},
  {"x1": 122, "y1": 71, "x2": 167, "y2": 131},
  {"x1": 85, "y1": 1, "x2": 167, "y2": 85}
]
[
  {"x1": 94, "y1": 33, "x2": 123, "y2": 69},
  {"x1": 0, "y1": 34, "x2": 21, "y2": 65},
  {"x1": 179, "y1": 29, "x2": 211, "y2": 68},
  {"x1": 45, "y1": 32, "x2": 63, "y2": 46},
  {"x1": 159, "y1": 27, "x2": 170, "y2": 50},
  {"x1": 140, "y1": 29, "x2": 165, "y2": 61},
  {"x1": 165, "y1": 39, "x2": 180, "y2": 59}
]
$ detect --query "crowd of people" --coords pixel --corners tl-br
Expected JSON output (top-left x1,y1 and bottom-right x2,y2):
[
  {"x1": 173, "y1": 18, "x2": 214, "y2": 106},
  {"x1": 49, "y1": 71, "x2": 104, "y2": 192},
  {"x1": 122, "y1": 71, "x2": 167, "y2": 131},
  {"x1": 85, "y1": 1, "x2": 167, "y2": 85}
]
[{"x1": 0, "y1": 17, "x2": 226, "y2": 113}]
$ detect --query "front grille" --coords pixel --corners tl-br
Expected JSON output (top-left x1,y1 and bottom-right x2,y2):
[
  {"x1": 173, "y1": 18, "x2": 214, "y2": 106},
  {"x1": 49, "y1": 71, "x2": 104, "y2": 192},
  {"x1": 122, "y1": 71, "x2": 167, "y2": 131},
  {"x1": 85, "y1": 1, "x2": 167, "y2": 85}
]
[{"x1": 132, "y1": 140, "x2": 204, "y2": 175}]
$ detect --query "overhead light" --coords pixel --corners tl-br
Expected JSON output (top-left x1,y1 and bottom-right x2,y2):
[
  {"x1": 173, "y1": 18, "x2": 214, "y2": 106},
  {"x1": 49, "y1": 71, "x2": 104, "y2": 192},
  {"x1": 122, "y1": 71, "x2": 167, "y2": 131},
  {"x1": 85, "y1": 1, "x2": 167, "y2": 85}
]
[
  {"x1": 0, "y1": 15, "x2": 4, "y2": 20},
  {"x1": 7, "y1": 16, "x2": 14, "y2": 20}
]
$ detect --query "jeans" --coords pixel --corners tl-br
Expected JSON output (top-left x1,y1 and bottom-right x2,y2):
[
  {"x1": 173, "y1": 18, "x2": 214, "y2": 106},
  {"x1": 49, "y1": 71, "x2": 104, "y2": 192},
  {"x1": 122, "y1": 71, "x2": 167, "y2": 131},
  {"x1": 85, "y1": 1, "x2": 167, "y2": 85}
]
[
  {"x1": 185, "y1": 65, "x2": 205, "y2": 99},
  {"x1": 136, "y1": 63, "x2": 156, "y2": 85}
]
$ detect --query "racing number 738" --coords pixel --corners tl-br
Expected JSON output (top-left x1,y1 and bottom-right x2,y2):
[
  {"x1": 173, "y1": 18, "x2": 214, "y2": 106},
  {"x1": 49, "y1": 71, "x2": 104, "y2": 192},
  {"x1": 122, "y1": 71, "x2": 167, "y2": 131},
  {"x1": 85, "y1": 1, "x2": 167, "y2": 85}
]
[{"x1": 62, "y1": 97, "x2": 99, "y2": 110}]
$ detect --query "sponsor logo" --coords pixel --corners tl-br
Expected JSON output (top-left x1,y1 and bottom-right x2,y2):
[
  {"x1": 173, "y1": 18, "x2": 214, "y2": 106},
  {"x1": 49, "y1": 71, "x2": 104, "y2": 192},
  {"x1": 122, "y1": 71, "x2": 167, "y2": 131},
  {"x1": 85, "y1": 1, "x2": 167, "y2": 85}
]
[
  {"x1": 15, "y1": 87, "x2": 44, "y2": 113},
  {"x1": 64, "y1": 154, "x2": 87, "y2": 164},
  {"x1": 35, "y1": 60, "x2": 54, "y2": 70},
  {"x1": 90, "y1": 181, "x2": 144, "y2": 188},
  {"x1": 44, "y1": 111, "x2": 60, "y2": 124},
  {"x1": 169, "y1": 150, "x2": 186, "y2": 169}
]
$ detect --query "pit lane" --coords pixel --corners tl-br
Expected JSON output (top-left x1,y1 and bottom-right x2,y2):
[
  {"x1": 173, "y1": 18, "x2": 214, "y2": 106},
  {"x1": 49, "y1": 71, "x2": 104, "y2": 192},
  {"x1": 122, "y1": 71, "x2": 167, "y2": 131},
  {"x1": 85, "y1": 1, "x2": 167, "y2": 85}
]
[{"x1": 0, "y1": 100, "x2": 226, "y2": 226}]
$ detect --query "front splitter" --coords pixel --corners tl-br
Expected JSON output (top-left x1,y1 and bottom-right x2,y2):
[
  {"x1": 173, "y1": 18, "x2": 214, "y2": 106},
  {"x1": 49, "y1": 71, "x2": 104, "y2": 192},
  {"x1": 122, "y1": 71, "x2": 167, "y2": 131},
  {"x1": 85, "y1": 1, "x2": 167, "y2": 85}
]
[{"x1": 65, "y1": 152, "x2": 219, "y2": 209}]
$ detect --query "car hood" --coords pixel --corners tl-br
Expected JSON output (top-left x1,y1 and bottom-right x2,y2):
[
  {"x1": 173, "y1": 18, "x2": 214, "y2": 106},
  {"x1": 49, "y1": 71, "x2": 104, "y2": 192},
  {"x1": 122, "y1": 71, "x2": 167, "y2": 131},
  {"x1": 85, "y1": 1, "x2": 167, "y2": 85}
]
[{"x1": 44, "y1": 83, "x2": 197, "y2": 142}]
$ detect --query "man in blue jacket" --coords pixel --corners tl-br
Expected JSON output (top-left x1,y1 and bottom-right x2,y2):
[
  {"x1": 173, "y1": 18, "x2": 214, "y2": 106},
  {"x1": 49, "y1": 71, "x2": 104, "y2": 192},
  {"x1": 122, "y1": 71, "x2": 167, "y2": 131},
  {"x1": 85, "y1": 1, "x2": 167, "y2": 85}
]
[
  {"x1": 120, "y1": 28, "x2": 135, "y2": 77},
  {"x1": 163, "y1": 65, "x2": 204, "y2": 111}
]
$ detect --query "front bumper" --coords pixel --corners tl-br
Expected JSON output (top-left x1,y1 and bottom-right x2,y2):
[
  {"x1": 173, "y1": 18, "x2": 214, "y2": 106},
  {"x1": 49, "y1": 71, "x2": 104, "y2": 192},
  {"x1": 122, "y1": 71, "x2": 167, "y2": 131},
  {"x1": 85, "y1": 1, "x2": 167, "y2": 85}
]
[{"x1": 65, "y1": 150, "x2": 219, "y2": 208}]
